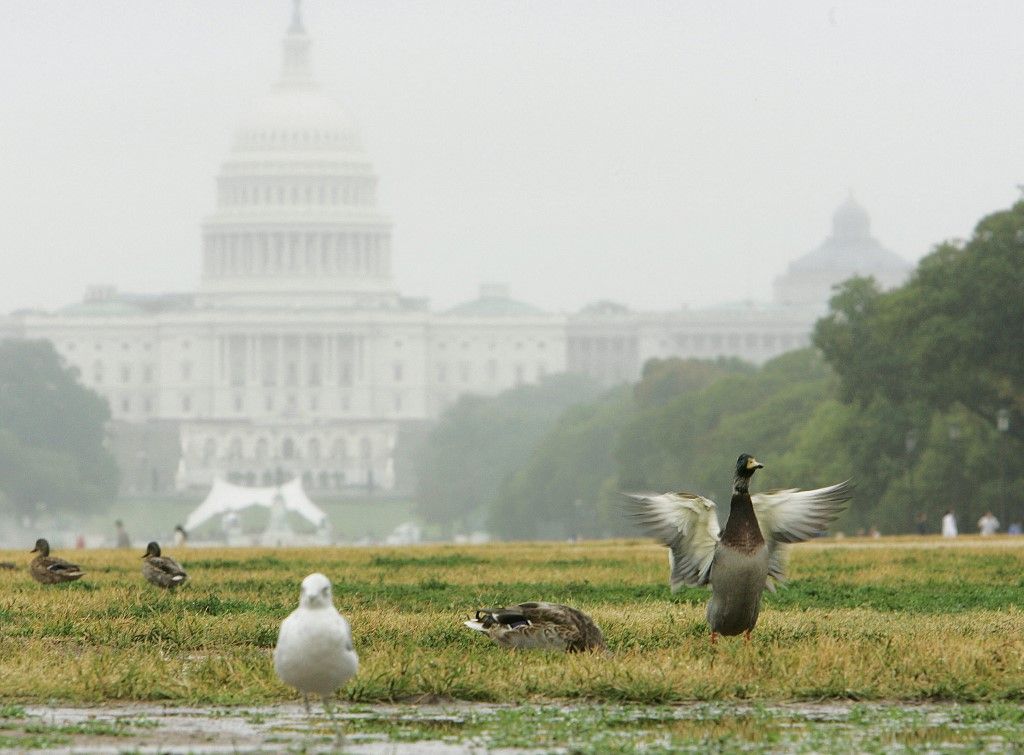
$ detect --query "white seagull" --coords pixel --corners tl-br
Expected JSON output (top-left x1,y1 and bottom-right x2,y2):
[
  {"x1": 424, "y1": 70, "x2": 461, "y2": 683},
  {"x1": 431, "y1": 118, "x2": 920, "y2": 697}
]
[{"x1": 274, "y1": 572, "x2": 359, "y2": 714}]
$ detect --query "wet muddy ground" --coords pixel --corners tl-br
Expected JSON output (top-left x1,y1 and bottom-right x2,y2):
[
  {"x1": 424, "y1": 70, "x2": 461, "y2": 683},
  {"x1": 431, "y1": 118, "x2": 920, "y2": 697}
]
[{"x1": 2, "y1": 700, "x2": 1023, "y2": 753}]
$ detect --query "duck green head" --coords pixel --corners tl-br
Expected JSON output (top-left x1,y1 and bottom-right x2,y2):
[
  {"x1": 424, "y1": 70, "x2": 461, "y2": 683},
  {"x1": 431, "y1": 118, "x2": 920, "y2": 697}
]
[
  {"x1": 30, "y1": 538, "x2": 49, "y2": 556},
  {"x1": 735, "y1": 454, "x2": 764, "y2": 479},
  {"x1": 142, "y1": 542, "x2": 161, "y2": 559}
]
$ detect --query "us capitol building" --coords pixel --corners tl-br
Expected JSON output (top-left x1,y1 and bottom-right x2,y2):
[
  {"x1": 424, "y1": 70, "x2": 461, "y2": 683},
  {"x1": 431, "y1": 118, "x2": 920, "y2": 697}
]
[{"x1": 1, "y1": 6, "x2": 912, "y2": 498}]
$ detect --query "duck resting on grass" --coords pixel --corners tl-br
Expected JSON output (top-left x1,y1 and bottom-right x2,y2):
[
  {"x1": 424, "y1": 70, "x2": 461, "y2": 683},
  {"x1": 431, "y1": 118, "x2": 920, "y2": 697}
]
[
  {"x1": 29, "y1": 538, "x2": 85, "y2": 584},
  {"x1": 141, "y1": 541, "x2": 188, "y2": 589},
  {"x1": 465, "y1": 602, "x2": 606, "y2": 652},
  {"x1": 625, "y1": 454, "x2": 852, "y2": 643},
  {"x1": 275, "y1": 573, "x2": 359, "y2": 717}
]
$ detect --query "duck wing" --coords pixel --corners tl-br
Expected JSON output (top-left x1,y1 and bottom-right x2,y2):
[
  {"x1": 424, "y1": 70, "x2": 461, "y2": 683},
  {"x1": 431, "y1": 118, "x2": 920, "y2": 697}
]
[
  {"x1": 153, "y1": 556, "x2": 187, "y2": 577},
  {"x1": 46, "y1": 557, "x2": 84, "y2": 575},
  {"x1": 751, "y1": 480, "x2": 853, "y2": 544},
  {"x1": 624, "y1": 492, "x2": 720, "y2": 591}
]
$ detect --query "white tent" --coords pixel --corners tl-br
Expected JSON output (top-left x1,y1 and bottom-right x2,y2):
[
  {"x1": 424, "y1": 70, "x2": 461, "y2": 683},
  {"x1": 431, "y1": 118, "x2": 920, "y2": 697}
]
[{"x1": 184, "y1": 477, "x2": 327, "y2": 533}]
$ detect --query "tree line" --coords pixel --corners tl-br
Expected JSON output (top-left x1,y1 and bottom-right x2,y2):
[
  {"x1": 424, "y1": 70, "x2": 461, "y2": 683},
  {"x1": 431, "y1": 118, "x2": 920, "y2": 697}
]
[{"x1": 415, "y1": 198, "x2": 1024, "y2": 538}]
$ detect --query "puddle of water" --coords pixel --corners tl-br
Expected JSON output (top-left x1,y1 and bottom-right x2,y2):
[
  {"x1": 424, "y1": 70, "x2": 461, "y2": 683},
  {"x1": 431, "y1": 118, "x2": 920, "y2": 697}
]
[{"x1": 1, "y1": 701, "x2": 1019, "y2": 753}]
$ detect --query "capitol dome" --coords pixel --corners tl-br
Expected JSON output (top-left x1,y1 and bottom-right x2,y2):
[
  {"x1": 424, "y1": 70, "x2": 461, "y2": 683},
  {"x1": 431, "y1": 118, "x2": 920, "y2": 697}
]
[
  {"x1": 774, "y1": 195, "x2": 912, "y2": 309},
  {"x1": 197, "y1": 2, "x2": 396, "y2": 311},
  {"x1": 231, "y1": 89, "x2": 364, "y2": 155}
]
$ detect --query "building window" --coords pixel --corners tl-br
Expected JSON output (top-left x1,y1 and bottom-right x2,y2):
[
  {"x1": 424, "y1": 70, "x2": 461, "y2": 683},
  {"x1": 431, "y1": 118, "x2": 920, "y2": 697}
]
[
  {"x1": 514, "y1": 364, "x2": 525, "y2": 384},
  {"x1": 234, "y1": 395, "x2": 244, "y2": 412},
  {"x1": 120, "y1": 364, "x2": 131, "y2": 383},
  {"x1": 393, "y1": 362, "x2": 403, "y2": 382},
  {"x1": 93, "y1": 361, "x2": 104, "y2": 383},
  {"x1": 181, "y1": 395, "x2": 192, "y2": 413},
  {"x1": 394, "y1": 394, "x2": 403, "y2": 412},
  {"x1": 459, "y1": 362, "x2": 471, "y2": 383},
  {"x1": 143, "y1": 397, "x2": 153, "y2": 413},
  {"x1": 487, "y1": 359, "x2": 498, "y2": 381},
  {"x1": 282, "y1": 437, "x2": 295, "y2": 459},
  {"x1": 121, "y1": 397, "x2": 131, "y2": 412},
  {"x1": 437, "y1": 364, "x2": 447, "y2": 383},
  {"x1": 309, "y1": 394, "x2": 319, "y2": 411},
  {"x1": 181, "y1": 361, "x2": 192, "y2": 381},
  {"x1": 143, "y1": 364, "x2": 154, "y2": 383},
  {"x1": 265, "y1": 395, "x2": 274, "y2": 411}
]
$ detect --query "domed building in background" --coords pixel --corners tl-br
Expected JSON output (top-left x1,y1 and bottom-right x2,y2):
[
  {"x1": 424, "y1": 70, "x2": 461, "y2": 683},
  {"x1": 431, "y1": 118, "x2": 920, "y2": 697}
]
[
  {"x1": 773, "y1": 195, "x2": 912, "y2": 309},
  {"x1": 3, "y1": 6, "x2": 913, "y2": 498}
]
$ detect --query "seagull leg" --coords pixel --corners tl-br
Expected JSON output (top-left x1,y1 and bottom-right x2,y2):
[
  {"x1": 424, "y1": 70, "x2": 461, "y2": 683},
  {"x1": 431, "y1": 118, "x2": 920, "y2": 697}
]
[{"x1": 323, "y1": 694, "x2": 344, "y2": 748}]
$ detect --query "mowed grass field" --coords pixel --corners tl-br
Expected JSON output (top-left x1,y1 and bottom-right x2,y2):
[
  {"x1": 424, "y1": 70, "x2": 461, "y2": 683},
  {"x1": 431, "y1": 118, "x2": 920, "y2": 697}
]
[{"x1": 1, "y1": 538, "x2": 1023, "y2": 705}]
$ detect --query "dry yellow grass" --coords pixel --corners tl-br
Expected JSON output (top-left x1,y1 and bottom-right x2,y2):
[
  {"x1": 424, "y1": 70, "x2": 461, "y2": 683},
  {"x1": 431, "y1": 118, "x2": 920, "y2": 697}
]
[{"x1": 0, "y1": 537, "x2": 1022, "y2": 704}]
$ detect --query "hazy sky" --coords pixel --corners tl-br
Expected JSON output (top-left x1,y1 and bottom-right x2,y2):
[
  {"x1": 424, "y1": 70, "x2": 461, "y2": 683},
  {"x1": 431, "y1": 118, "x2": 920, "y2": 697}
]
[{"x1": 3, "y1": 1, "x2": 1023, "y2": 314}]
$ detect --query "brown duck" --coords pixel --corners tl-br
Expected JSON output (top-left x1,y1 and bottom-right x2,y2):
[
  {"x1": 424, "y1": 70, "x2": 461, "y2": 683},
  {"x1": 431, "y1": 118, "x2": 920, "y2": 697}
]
[
  {"x1": 464, "y1": 602, "x2": 605, "y2": 652},
  {"x1": 29, "y1": 538, "x2": 85, "y2": 584},
  {"x1": 627, "y1": 453, "x2": 852, "y2": 642},
  {"x1": 141, "y1": 541, "x2": 188, "y2": 589}
]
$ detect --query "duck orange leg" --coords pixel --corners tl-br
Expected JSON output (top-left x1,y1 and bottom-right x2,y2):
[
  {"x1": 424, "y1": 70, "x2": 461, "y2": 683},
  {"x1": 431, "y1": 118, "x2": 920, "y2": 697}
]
[
  {"x1": 710, "y1": 631, "x2": 718, "y2": 646},
  {"x1": 744, "y1": 629, "x2": 752, "y2": 644}
]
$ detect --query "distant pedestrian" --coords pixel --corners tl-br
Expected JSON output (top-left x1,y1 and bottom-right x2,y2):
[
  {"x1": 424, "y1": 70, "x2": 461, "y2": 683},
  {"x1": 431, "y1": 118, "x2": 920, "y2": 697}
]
[
  {"x1": 977, "y1": 511, "x2": 1000, "y2": 536},
  {"x1": 115, "y1": 519, "x2": 131, "y2": 549},
  {"x1": 173, "y1": 525, "x2": 188, "y2": 547},
  {"x1": 914, "y1": 512, "x2": 927, "y2": 535},
  {"x1": 1008, "y1": 522, "x2": 1023, "y2": 536},
  {"x1": 941, "y1": 509, "x2": 958, "y2": 538}
]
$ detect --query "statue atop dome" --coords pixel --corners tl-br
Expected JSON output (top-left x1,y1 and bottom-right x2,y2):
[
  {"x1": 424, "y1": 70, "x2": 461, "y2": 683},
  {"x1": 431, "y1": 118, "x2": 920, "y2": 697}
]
[
  {"x1": 289, "y1": 0, "x2": 305, "y2": 34},
  {"x1": 279, "y1": 0, "x2": 313, "y2": 89}
]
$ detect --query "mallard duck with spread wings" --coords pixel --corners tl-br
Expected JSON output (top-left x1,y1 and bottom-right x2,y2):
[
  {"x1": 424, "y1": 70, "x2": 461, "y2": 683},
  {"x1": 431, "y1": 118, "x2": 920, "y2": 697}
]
[
  {"x1": 626, "y1": 454, "x2": 852, "y2": 642},
  {"x1": 465, "y1": 602, "x2": 605, "y2": 652}
]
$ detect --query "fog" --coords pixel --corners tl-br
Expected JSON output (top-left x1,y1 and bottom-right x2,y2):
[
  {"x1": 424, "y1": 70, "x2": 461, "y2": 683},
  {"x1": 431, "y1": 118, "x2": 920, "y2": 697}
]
[{"x1": 2, "y1": 1, "x2": 1023, "y2": 314}]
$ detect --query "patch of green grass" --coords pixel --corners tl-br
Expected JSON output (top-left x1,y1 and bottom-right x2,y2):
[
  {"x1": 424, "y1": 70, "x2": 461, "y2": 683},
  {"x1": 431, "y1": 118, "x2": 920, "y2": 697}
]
[
  {"x1": 370, "y1": 553, "x2": 486, "y2": 569},
  {"x1": 0, "y1": 539, "x2": 1022, "y2": 705}
]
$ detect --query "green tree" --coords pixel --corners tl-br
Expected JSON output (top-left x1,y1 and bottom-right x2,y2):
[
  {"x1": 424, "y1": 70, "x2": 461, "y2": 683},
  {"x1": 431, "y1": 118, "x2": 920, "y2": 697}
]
[
  {"x1": 815, "y1": 200, "x2": 1024, "y2": 440},
  {"x1": 489, "y1": 386, "x2": 632, "y2": 540},
  {"x1": 0, "y1": 339, "x2": 119, "y2": 522},
  {"x1": 813, "y1": 199, "x2": 1024, "y2": 531},
  {"x1": 414, "y1": 373, "x2": 603, "y2": 536}
]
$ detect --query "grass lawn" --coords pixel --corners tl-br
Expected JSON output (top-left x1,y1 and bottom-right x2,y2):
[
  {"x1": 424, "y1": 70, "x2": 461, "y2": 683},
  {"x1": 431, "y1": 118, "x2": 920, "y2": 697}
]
[{"x1": 0, "y1": 537, "x2": 1023, "y2": 706}]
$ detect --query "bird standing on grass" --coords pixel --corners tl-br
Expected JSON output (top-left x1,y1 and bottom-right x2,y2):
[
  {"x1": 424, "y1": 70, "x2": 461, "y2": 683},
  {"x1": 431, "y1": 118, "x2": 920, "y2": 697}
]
[
  {"x1": 141, "y1": 541, "x2": 188, "y2": 589},
  {"x1": 465, "y1": 602, "x2": 606, "y2": 652},
  {"x1": 274, "y1": 573, "x2": 359, "y2": 718},
  {"x1": 626, "y1": 454, "x2": 852, "y2": 643},
  {"x1": 28, "y1": 538, "x2": 85, "y2": 584}
]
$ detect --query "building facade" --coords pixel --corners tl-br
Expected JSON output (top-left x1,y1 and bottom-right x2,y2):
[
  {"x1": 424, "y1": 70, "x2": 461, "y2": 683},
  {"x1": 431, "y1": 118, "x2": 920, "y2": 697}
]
[{"x1": 3, "y1": 7, "x2": 911, "y2": 497}]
